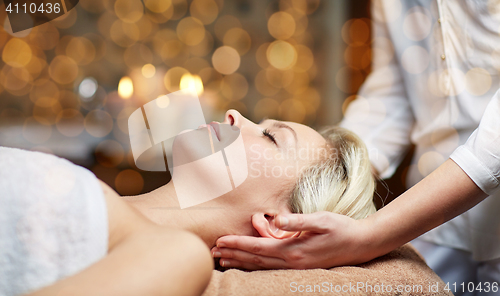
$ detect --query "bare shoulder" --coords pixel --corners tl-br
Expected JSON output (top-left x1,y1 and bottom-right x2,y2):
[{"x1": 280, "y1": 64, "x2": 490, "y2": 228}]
[{"x1": 98, "y1": 180, "x2": 152, "y2": 252}]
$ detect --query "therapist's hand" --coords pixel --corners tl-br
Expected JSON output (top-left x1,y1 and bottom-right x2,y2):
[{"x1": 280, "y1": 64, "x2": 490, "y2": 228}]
[{"x1": 211, "y1": 211, "x2": 377, "y2": 270}]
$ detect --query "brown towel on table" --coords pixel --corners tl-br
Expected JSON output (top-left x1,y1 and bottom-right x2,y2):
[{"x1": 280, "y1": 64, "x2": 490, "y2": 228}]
[{"x1": 202, "y1": 244, "x2": 452, "y2": 296}]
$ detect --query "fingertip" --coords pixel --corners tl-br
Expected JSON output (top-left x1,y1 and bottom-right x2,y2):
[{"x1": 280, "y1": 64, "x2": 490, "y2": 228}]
[
  {"x1": 276, "y1": 215, "x2": 289, "y2": 229},
  {"x1": 215, "y1": 237, "x2": 230, "y2": 248},
  {"x1": 217, "y1": 234, "x2": 242, "y2": 247}
]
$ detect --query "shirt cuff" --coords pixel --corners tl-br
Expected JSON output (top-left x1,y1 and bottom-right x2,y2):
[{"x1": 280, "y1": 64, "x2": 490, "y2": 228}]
[{"x1": 450, "y1": 145, "x2": 500, "y2": 196}]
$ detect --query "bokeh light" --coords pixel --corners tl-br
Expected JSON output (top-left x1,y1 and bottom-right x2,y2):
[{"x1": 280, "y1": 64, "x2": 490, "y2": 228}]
[
  {"x1": 85, "y1": 110, "x2": 114, "y2": 138},
  {"x1": 141, "y1": 64, "x2": 157, "y2": 78},
  {"x1": 96, "y1": 139, "x2": 125, "y2": 167},
  {"x1": 341, "y1": 19, "x2": 370, "y2": 45},
  {"x1": 114, "y1": 0, "x2": 144, "y2": 23},
  {"x1": 372, "y1": 0, "x2": 402, "y2": 23},
  {"x1": 2, "y1": 38, "x2": 32, "y2": 67},
  {"x1": 115, "y1": 169, "x2": 144, "y2": 195},
  {"x1": 79, "y1": 77, "x2": 98, "y2": 99},
  {"x1": 465, "y1": 67, "x2": 492, "y2": 96},
  {"x1": 177, "y1": 17, "x2": 206, "y2": 46},
  {"x1": 164, "y1": 66, "x2": 189, "y2": 92},
  {"x1": 403, "y1": 6, "x2": 432, "y2": 41},
  {"x1": 401, "y1": 45, "x2": 429, "y2": 74},
  {"x1": 268, "y1": 12, "x2": 296, "y2": 40},
  {"x1": 220, "y1": 72, "x2": 248, "y2": 100},
  {"x1": 223, "y1": 28, "x2": 251, "y2": 55},
  {"x1": 118, "y1": 76, "x2": 134, "y2": 99},
  {"x1": 56, "y1": 109, "x2": 85, "y2": 137},
  {"x1": 190, "y1": 0, "x2": 219, "y2": 25},
  {"x1": 254, "y1": 97, "x2": 280, "y2": 120},
  {"x1": 48, "y1": 56, "x2": 79, "y2": 85},
  {"x1": 180, "y1": 73, "x2": 204, "y2": 95},
  {"x1": 30, "y1": 79, "x2": 59, "y2": 107},
  {"x1": 145, "y1": 0, "x2": 172, "y2": 13},
  {"x1": 267, "y1": 40, "x2": 297, "y2": 70},
  {"x1": 214, "y1": 15, "x2": 241, "y2": 40},
  {"x1": 156, "y1": 95, "x2": 170, "y2": 108},
  {"x1": 0, "y1": 0, "x2": 357, "y2": 195},
  {"x1": 212, "y1": 46, "x2": 240, "y2": 75}
]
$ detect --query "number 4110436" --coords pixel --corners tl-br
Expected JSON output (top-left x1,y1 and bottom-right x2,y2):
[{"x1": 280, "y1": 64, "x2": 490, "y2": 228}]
[
  {"x1": 444, "y1": 282, "x2": 498, "y2": 293},
  {"x1": 5, "y1": 2, "x2": 61, "y2": 14}
]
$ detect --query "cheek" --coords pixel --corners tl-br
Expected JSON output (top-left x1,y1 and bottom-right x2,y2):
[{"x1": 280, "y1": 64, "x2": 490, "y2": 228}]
[{"x1": 248, "y1": 154, "x2": 302, "y2": 182}]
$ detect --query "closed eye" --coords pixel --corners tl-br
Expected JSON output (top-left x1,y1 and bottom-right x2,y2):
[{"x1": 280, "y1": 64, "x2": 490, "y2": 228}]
[{"x1": 262, "y1": 128, "x2": 277, "y2": 145}]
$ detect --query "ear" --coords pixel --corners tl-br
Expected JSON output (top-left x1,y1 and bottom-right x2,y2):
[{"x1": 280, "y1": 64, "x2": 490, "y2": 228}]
[{"x1": 252, "y1": 212, "x2": 300, "y2": 239}]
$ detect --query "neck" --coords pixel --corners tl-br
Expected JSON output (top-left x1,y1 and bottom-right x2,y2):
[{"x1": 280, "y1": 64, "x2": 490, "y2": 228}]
[{"x1": 123, "y1": 182, "x2": 239, "y2": 248}]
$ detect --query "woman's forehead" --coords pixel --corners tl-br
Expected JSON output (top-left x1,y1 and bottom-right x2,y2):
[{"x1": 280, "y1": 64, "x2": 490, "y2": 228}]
[{"x1": 282, "y1": 121, "x2": 326, "y2": 147}]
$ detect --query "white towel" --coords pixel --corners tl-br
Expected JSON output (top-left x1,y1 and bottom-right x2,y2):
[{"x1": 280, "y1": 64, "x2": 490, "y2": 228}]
[{"x1": 0, "y1": 147, "x2": 108, "y2": 296}]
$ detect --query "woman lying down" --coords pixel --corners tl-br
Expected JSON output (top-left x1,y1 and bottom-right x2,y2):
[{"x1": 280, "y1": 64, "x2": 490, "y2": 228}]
[{"x1": 0, "y1": 110, "x2": 376, "y2": 296}]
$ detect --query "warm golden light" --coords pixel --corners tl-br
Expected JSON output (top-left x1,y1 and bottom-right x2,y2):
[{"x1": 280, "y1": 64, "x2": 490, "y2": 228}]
[
  {"x1": 110, "y1": 20, "x2": 139, "y2": 47},
  {"x1": 254, "y1": 98, "x2": 280, "y2": 120},
  {"x1": 212, "y1": 46, "x2": 240, "y2": 75},
  {"x1": 214, "y1": 15, "x2": 242, "y2": 41},
  {"x1": 0, "y1": 0, "x2": 323, "y2": 144},
  {"x1": 114, "y1": 0, "x2": 144, "y2": 23},
  {"x1": 220, "y1": 73, "x2": 248, "y2": 100},
  {"x1": 66, "y1": 37, "x2": 96, "y2": 65},
  {"x1": 144, "y1": 0, "x2": 172, "y2": 13},
  {"x1": 190, "y1": 0, "x2": 219, "y2": 25},
  {"x1": 223, "y1": 28, "x2": 252, "y2": 55},
  {"x1": 267, "y1": 40, "x2": 297, "y2": 70},
  {"x1": 267, "y1": 12, "x2": 296, "y2": 40},
  {"x1": 118, "y1": 76, "x2": 134, "y2": 99},
  {"x1": 176, "y1": 17, "x2": 206, "y2": 46},
  {"x1": 2, "y1": 38, "x2": 32, "y2": 67},
  {"x1": 48, "y1": 56, "x2": 79, "y2": 85},
  {"x1": 156, "y1": 95, "x2": 170, "y2": 108},
  {"x1": 341, "y1": 18, "x2": 370, "y2": 45},
  {"x1": 141, "y1": 64, "x2": 156, "y2": 78},
  {"x1": 164, "y1": 66, "x2": 189, "y2": 92},
  {"x1": 180, "y1": 73, "x2": 204, "y2": 96}
]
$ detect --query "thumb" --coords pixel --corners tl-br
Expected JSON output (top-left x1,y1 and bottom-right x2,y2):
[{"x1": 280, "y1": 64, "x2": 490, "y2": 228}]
[{"x1": 275, "y1": 212, "x2": 333, "y2": 233}]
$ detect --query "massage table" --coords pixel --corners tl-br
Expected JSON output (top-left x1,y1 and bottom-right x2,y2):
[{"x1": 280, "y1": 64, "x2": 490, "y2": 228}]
[{"x1": 202, "y1": 244, "x2": 453, "y2": 295}]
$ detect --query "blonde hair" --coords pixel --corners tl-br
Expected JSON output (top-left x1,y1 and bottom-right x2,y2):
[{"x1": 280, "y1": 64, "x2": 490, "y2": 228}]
[{"x1": 289, "y1": 126, "x2": 376, "y2": 219}]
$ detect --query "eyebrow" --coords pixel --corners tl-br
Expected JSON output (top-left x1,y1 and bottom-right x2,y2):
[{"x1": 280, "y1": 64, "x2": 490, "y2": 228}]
[{"x1": 272, "y1": 121, "x2": 298, "y2": 144}]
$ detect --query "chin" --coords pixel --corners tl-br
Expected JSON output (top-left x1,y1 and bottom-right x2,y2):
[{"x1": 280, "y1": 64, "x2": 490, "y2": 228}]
[{"x1": 171, "y1": 127, "x2": 213, "y2": 167}]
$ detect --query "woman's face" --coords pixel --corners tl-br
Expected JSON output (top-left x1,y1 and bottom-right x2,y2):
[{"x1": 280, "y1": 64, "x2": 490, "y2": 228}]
[
  {"x1": 170, "y1": 109, "x2": 327, "y2": 236},
  {"x1": 215, "y1": 110, "x2": 327, "y2": 226}
]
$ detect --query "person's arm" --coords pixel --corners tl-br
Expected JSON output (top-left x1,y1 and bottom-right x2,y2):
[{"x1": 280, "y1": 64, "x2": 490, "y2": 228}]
[
  {"x1": 210, "y1": 1, "x2": 414, "y2": 269},
  {"x1": 366, "y1": 85, "x2": 500, "y2": 255},
  {"x1": 340, "y1": 0, "x2": 414, "y2": 179},
  {"x1": 28, "y1": 181, "x2": 213, "y2": 296},
  {"x1": 212, "y1": 91, "x2": 500, "y2": 270},
  {"x1": 356, "y1": 158, "x2": 488, "y2": 260},
  {"x1": 211, "y1": 159, "x2": 486, "y2": 269}
]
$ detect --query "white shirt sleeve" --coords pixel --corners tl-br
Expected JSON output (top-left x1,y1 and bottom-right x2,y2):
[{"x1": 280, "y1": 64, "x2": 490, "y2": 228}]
[
  {"x1": 340, "y1": 2, "x2": 414, "y2": 179},
  {"x1": 450, "y1": 89, "x2": 500, "y2": 196}
]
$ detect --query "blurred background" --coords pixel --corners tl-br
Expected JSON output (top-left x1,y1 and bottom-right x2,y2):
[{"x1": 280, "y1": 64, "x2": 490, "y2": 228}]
[{"x1": 0, "y1": 0, "x2": 399, "y2": 201}]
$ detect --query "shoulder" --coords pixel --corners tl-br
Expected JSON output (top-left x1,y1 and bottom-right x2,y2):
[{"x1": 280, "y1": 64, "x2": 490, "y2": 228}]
[{"x1": 98, "y1": 180, "x2": 154, "y2": 252}]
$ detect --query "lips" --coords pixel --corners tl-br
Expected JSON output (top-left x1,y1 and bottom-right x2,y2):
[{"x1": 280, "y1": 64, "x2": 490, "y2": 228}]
[{"x1": 208, "y1": 122, "x2": 221, "y2": 141}]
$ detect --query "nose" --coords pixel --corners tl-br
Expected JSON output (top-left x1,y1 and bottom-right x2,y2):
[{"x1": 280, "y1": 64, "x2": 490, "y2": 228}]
[{"x1": 223, "y1": 109, "x2": 242, "y2": 128}]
